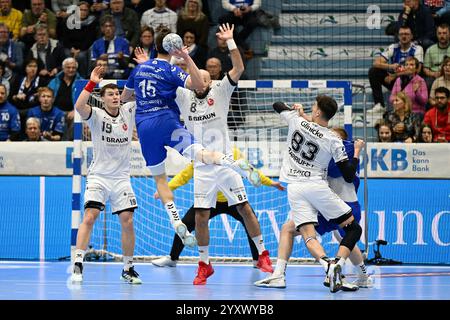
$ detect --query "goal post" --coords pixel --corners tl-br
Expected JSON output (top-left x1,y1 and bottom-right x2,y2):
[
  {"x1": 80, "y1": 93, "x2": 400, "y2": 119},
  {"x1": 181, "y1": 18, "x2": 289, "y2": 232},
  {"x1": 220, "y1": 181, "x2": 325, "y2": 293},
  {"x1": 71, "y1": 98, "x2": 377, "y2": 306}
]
[{"x1": 71, "y1": 79, "x2": 361, "y2": 264}]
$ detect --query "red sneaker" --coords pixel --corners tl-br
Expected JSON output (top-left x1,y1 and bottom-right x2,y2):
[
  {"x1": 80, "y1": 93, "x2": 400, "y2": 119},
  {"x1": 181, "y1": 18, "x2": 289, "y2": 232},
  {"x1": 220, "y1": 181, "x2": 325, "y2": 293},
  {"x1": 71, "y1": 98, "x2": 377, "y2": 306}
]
[
  {"x1": 256, "y1": 250, "x2": 273, "y2": 273},
  {"x1": 193, "y1": 261, "x2": 214, "y2": 285}
]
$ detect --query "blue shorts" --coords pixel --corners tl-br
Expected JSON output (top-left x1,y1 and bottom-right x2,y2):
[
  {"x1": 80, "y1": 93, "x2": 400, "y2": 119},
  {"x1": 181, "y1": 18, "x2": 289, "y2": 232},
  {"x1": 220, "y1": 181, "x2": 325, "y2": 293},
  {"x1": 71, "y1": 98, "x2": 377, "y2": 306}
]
[
  {"x1": 315, "y1": 201, "x2": 361, "y2": 237},
  {"x1": 137, "y1": 113, "x2": 197, "y2": 167}
]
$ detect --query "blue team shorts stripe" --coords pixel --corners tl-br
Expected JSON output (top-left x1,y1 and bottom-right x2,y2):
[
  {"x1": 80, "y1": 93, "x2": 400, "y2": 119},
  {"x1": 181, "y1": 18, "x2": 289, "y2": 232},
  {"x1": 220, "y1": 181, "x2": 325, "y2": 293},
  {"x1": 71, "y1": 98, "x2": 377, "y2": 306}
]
[{"x1": 315, "y1": 201, "x2": 361, "y2": 236}]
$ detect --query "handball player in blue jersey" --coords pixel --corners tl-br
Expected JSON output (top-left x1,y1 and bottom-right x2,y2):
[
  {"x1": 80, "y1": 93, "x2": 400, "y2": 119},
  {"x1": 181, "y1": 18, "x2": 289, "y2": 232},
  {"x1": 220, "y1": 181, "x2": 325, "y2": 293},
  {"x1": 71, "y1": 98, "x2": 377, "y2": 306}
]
[{"x1": 121, "y1": 27, "x2": 260, "y2": 247}]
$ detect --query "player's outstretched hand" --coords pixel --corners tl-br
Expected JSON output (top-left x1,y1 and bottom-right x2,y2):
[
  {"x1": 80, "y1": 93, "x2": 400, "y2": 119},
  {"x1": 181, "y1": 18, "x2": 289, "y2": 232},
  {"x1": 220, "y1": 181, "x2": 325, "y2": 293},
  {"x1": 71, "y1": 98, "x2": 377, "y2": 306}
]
[
  {"x1": 153, "y1": 191, "x2": 160, "y2": 200},
  {"x1": 172, "y1": 46, "x2": 190, "y2": 59},
  {"x1": 292, "y1": 103, "x2": 305, "y2": 116},
  {"x1": 133, "y1": 47, "x2": 149, "y2": 64},
  {"x1": 216, "y1": 23, "x2": 234, "y2": 41},
  {"x1": 90, "y1": 66, "x2": 104, "y2": 84},
  {"x1": 271, "y1": 181, "x2": 286, "y2": 191},
  {"x1": 354, "y1": 139, "x2": 365, "y2": 151}
]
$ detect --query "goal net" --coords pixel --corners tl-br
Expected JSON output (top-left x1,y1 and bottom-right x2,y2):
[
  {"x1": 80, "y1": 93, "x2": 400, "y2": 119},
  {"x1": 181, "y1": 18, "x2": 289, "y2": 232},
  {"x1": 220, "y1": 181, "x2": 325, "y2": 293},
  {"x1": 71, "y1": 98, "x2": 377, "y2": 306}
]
[{"x1": 72, "y1": 79, "x2": 354, "y2": 264}]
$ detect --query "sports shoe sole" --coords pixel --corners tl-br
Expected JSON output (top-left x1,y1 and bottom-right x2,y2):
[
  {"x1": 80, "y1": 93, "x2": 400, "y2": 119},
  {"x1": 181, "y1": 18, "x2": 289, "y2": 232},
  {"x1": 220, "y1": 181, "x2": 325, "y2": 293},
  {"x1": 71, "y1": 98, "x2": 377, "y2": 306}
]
[
  {"x1": 254, "y1": 278, "x2": 286, "y2": 289},
  {"x1": 329, "y1": 265, "x2": 342, "y2": 293},
  {"x1": 175, "y1": 223, "x2": 197, "y2": 248},
  {"x1": 238, "y1": 161, "x2": 261, "y2": 187},
  {"x1": 120, "y1": 276, "x2": 142, "y2": 285}
]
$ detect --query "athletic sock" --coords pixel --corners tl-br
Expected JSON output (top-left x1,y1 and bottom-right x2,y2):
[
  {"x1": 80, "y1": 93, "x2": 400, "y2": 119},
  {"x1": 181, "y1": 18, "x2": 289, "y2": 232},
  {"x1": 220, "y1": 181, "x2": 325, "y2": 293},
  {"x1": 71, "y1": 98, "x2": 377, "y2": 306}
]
[
  {"x1": 198, "y1": 246, "x2": 209, "y2": 264},
  {"x1": 165, "y1": 201, "x2": 181, "y2": 225},
  {"x1": 273, "y1": 259, "x2": 287, "y2": 277},
  {"x1": 74, "y1": 249, "x2": 85, "y2": 264},
  {"x1": 123, "y1": 256, "x2": 133, "y2": 272},
  {"x1": 335, "y1": 256, "x2": 346, "y2": 268},
  {"x1": 356, "y1": 262, "x2": 368, "y2": 275},
  {"x1": 319, "y1": 256, "x2": 330, "y2": 273},
  {"x1": 251, "y1": 235, "x2": 266, "y2": 255}
]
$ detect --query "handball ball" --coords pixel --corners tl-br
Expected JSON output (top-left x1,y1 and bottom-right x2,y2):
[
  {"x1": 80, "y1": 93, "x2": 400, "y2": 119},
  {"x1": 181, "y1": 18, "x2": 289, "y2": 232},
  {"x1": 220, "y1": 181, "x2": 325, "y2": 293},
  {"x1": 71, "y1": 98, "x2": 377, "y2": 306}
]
[{"x1": 162, "y1": 33, "x2": 183, "y2": 54}]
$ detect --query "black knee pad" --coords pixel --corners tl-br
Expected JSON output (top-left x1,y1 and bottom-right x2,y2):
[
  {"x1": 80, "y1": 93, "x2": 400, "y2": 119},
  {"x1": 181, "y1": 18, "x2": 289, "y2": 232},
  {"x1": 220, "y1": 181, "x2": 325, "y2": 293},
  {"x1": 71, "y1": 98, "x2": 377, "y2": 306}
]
[{"x1": 341, "y1": 220, "x2": 362, "y2": 251}]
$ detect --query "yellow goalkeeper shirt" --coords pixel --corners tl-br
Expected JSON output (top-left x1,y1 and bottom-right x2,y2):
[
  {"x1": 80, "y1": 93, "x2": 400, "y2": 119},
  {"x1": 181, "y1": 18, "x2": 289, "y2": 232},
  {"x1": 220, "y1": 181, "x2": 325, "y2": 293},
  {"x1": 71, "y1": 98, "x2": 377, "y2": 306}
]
[{"x1": 168, "y1": 147, "x2": 273, "y2": 202}]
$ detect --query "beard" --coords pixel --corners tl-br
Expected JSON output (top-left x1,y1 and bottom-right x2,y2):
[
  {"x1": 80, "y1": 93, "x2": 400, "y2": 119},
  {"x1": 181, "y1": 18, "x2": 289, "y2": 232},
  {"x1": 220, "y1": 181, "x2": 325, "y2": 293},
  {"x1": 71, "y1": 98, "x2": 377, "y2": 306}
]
[{"x1": 195, "y1": 87, "x2": 210, "y2": 99}]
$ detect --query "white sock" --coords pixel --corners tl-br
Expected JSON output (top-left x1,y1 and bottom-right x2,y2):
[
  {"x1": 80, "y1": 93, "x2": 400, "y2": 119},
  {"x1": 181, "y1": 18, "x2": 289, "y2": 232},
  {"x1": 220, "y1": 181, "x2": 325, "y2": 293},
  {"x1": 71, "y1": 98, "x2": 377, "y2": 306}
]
[
  {"x1": 319, "y1": 256, "x2": 330, "y2": 273},
  {"x1": 251, "y1": 235, "x2": 266, "y2": 255},
  {"x1": 74, "y1": 249, "x2": 85, "y2": 264},
  {"x1": 165, "y1": 201, "x2": 181, "y2": 225},
  {"x1": 356, "y1": 262, "x2": 367, "y2": 275},
  {"x1": 273, "y1": 259, "x2": 287, "y2": 277},
  {"x1": 335, "y1": 256, "x2": 346, "y2": 268},
  {"x1": 198, "y1": 246, "x2": 209, "y2": 264},
  {"x1": 123, "y1": 256, "x2": 133, "y2": 271}
]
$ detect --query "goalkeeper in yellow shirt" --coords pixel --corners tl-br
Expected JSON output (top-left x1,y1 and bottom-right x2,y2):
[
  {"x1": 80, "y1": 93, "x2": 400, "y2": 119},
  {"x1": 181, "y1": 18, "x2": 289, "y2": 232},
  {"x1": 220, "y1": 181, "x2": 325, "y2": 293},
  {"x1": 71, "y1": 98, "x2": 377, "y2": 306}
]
[{"x1": 152, "y1": 147, "x2": 285, "y2": 268}]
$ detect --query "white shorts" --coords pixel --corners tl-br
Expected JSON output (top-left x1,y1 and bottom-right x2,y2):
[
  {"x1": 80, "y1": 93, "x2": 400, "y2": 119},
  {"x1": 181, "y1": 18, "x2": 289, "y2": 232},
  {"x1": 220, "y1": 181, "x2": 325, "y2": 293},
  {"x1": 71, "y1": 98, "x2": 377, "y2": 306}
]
[
  {"x1": 287, "y1": 180, "x2": 351, "y2": 229},
  {"x1": 194, "y1": 165, "x2": 248, "y2": 208},
  {"x1": 84, "y1": 175, "x2": 138, "y2": 214}
]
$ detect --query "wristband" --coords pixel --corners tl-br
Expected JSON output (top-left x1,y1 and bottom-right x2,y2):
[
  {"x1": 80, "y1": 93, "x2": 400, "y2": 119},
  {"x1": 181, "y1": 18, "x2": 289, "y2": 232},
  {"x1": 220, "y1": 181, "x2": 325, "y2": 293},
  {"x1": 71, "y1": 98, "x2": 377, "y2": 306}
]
[
  {"x1": 226, "y1": 39, "x2": 237, "y2": 51},
  {"x1": 84, "y1": 80, "x2": 96, "y2": 93}
]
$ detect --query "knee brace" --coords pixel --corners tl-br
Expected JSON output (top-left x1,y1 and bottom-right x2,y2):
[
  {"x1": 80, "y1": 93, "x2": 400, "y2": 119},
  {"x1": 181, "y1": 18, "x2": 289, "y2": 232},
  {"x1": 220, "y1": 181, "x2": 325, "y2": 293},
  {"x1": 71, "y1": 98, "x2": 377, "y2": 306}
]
[{"x1": 340, "y1": 220, "x2": 362, "y2": 251}]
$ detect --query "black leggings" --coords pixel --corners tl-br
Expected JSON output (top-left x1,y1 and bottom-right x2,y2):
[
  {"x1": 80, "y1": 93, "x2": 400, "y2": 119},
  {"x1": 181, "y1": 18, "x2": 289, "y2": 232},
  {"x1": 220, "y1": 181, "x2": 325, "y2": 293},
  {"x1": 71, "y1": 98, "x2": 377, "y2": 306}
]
[{"x1": 169, "y1": 202, "x2": 259, "y2": 261}]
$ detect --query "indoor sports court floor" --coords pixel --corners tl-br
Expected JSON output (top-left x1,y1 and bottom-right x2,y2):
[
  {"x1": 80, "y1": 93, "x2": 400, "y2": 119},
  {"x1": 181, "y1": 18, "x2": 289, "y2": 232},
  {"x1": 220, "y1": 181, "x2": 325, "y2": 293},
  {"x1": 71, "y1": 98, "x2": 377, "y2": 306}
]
[{"x1": 1, "y1": 261, "x2": 450, "y2": 300}]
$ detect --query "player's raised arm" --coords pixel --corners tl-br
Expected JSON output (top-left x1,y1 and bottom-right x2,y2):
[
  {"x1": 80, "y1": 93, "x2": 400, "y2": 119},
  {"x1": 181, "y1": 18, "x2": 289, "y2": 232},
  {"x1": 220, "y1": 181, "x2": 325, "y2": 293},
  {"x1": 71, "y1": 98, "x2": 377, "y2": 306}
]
[
  {"x1": 173, "y1": 47, "x2": 203, "y2": 91},
  {"x1": 336, "y1": 139, "x2": 365, "y2": 183},
  {"x1": 217, "y1": 23, "x2": 244, "y2": 83},
  {"x1": 75, "y1": 66, "x2": 104, "y2": 119}
]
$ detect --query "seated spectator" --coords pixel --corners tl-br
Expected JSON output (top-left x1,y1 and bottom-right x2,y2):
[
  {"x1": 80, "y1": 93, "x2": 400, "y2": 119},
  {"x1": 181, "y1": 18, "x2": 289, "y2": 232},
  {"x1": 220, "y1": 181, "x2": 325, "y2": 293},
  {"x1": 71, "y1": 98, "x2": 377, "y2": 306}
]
[
  {"x1": 23, "y1": 116, "x2": 44, "y2": 141},
  {"x1": 0, "y1": 83, "x2": 21, "y2": 141},
  {"x1": 126, "y1": 0, "x2": 154, "y2": 19},
  {"x1": 423, "y1": 86, "x2": 450, "y2": 142},
  {"x1": 141, "y1": 0, "x2": 177, "y2": 36},
  {"x1": 0, "y1": 23, "x2": 24, "y2": 80},
  {"x1": 206, "y1": 57, "x2": 224, "y2": 80},
  {"x1": 424, "y1": 0, "x2": 446, "y2": 16},
  {"x1": 182, "y1": 29, "x2": 206, "y2": 69},
  {"x1": 9, "y1": 58, "x2": 45, "y2": 117},
  {"x1": 423, "y1": 24, "x2": 450, "y2": 90},
  {"x1": 390, "y1": 56, "x2": 428, "y2": 120},
  {"x1": 397, "y1": 0, "x2": 435, "y2": 50},
  {"x1": 368, "y1": 26, "x2": 423, "y2": 115},
  {"x1": 375, "y1": 121, "x2": 394, "y2": 142},
  {"x1": 101, "y1": 0, "x2": 140, "y2": 48},
  {"x1": 171, "y1": 56, "x2": 187, "y2": 71},
  {"x1": 90, "y1": 0, "x2": 110, "y2": 16},
  {"x1": 20, "y1": 0, "x2": 57, "y2": 50},
  {"x1": 0, "y1": 61, "x2": 9, "y2": 94},
  {"x1": 176, "y1": 0, "x2": 208, "y2": 49},
  {"x1": 129, "y1": 25, "x2": 157, "y2": 68},
  {"x1": 417, "y1": 123, "x2": 434, "y2": 142},
  {"x1": 52, "y1": 0, "x2": 79, "y2": 20},
  {"x1": 434, "y1": 0, "x2": 450, "y2": 24},
  {"x1": 27, "y1": 87, "x2": 65, "y2": 141},
  {"x1": 60, "y1": 1, "x2": 98, "y2": 78},
  {"x1": 429, "y1": 56, "x2": 450, "y2": 103},
  {"x1": 218, "y1": 0, "x2": 261, "y2": 54},
  {"x1": 208, "y1": 28, "x2": 246, "y2": 74},
  {"x1": 48, "y1": 57, "x2": 82, "y2": 140},
  {"x1": 384, "y1": 92, "x2": 421, "y2": 143},
  {"x1": 26, "y1": 24, "x2": 67, "y2": 85},
  {"x1": 0, "y1": 0, "x2": 23, "y2": 40},
  {"x1": 90, "y1": 14, "x2": 130, "y2": 79}
]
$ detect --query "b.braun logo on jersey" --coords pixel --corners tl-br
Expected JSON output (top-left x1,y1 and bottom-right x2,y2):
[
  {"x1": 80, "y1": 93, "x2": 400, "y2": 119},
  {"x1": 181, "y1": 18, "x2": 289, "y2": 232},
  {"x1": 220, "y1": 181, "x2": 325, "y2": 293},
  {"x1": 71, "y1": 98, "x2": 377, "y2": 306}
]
[
  {"x1": 123, "y1": 123, "x2": 128, "y2": 131},
  {"x1": 207, "y1": 98, "x2": 214, "y2": 106}
]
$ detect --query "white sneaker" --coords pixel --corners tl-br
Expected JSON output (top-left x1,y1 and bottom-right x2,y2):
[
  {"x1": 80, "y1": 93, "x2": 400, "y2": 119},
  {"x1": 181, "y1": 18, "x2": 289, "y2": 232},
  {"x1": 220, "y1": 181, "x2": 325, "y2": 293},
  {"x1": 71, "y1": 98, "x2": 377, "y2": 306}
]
[
  {"x1": 323, "y1": 275, "x2": 359, "y2": 291},
  {"x1": 327, "y1": 263, "x2": 343, "y2": 293},
  {"x1": 173, "y1": 221, "x2": 197, "y2": 248},
  {"x1": 254, "y1": 274, "x2": 286, "y2": 288},
  {"x1": 233, "y1": 159, "x2": 261, "y2": 187},
  {"x1": 366, "y1": 103, "x2": 385, "y2": 114},
  {"x1": 71, "y1": 262, "x2": 83, "y2": 283},
  {"x1": 152, "y1": 256, "x2": 178, "y2": 267},
  {"x1": 353, "y1": 274, "x2": 374, "y2": 288}
]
